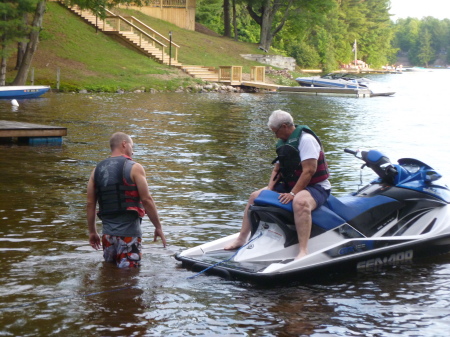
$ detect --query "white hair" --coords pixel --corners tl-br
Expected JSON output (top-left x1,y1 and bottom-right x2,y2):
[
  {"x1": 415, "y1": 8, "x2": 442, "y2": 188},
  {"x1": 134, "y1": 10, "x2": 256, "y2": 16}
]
[{"x1": 267, "y1": 110, "x2": 294, "y2": 129}]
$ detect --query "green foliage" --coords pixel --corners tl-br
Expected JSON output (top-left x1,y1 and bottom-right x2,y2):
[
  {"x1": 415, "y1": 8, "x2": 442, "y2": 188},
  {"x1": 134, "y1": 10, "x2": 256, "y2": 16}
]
[
  {"x1": 417, "y1": 28, "x2": 435, "y2": 66},
  {"x1": 197, "y1": 0, "x2": 396, "y2": 70},
  {"x1": 5, "y1": 2, "x2": 268, "y2": 91},
  {"x1": 195, "y1": 0, "x2": 224, "y2": 34},
  {"x1": 289, "y1": 43, "x2": 320, "y2": 69},
  {"x1": 0, "y1": 0, "x2": 39, "y2": 58},
  {"x1": 393, "y1": 16, "x2": 450, "y2": 66}
]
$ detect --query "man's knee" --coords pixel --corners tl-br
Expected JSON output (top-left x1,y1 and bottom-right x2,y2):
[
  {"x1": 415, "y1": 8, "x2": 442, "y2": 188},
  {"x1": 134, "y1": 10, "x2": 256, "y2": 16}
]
[
  {"x1": 249, "y1": 188, "x2": 265, "y2": 203},
  {"x1": 292, "y1": 191, "x2": 315, "y2": 212}
]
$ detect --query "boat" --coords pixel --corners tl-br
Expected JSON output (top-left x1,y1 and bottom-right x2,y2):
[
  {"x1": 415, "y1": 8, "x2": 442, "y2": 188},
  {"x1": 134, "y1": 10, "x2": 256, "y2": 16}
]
[
  {"x1": 175, "y1": 149, "x2": 450, "y2": 284},
  {"x1": 0, "y1": 85, "x2": 50, "y2": 99},
  {"x1": 403, "y1": 67, "x2": 431, "y2": 72},
  {"x1": 295, "y1": 73, "x2": 395, "y2": 96}
]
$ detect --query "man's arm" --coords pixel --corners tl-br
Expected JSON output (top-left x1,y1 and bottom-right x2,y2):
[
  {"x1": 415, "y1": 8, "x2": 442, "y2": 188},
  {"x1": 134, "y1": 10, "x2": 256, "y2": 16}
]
[
  {"x1": 290, "y1": 158, "x2": 317, "y2": 195},
  {"x1": 268, "y1": 163, "x2": 281, "y2": 190},
  {"x1": 87, "y1": 169, "x2": 101, "y2": 250},
  {"x1": 131, "y1": 163, "x2": 167, "y2": 247},
  {"x1": 278, "y1": 158, "x2": 317, "y2": 204}
]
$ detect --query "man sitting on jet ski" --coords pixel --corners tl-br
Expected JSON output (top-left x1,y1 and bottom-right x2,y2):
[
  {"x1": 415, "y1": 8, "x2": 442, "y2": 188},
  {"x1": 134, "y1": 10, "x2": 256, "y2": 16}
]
[{"x1": 224, "y1": 110, "x2": 332, "y2": 259}]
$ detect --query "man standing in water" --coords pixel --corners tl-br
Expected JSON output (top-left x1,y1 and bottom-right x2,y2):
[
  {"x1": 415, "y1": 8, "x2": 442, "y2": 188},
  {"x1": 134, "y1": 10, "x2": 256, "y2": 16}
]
[
  {"x1": 225, "y1": 110, "x2": 331, "y2": 259},
  {"x1": 87, "y1": 132, "x2": 166, "y2": 267}
]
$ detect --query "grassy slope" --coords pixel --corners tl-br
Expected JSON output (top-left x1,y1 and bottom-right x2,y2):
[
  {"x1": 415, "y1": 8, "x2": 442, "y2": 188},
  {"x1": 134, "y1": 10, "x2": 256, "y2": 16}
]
[{"x1": 6, "y1": 2, "x2": 280, "y2": 92}]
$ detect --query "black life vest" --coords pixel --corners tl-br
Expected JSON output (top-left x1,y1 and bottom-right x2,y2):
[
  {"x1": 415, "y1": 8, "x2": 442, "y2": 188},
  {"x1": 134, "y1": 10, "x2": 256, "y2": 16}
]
[{"x1": 94, "y1": 155, "x2": 145, "y2": 218}]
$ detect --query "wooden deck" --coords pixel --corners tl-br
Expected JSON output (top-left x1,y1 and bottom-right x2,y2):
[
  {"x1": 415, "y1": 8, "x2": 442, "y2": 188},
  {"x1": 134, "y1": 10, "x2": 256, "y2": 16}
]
[{"x1": 0, "y1": 120, "x2": 67, "y2": 145}]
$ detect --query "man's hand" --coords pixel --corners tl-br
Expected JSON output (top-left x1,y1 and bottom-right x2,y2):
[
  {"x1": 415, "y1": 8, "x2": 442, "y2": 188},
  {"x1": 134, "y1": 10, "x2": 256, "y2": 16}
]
[
  {"x1": 89, "y1": 233, "x2": 101, "y2": 250},
  {"x1": 154, "y1": 228, "x2": 167, "y2": 247},
  {"x1": 278, "y1": 193, "x2": 295, "y2": 204}
]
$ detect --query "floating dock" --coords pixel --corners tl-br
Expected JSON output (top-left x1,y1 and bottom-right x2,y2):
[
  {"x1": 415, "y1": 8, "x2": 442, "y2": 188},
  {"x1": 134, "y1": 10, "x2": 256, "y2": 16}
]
[
  {"x1": 0, "y1": 120, "x2": 67, "y2": 145},
  {"x1": 277, "y1": 86, "x2": 372, "y2": 97},
  {"x1": 239, "y1": 81, "x2": 372, "y2": 97}
]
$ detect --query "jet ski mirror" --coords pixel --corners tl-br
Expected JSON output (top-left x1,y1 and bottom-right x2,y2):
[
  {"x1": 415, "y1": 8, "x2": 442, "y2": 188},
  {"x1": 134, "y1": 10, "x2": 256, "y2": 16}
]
[{"x1": 425, "y1": 169, "x2": 442, "y2": 182}]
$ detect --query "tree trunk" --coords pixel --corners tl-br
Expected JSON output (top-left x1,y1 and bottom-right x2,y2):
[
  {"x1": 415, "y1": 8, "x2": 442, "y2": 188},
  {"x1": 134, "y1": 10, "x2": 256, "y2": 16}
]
[
  {"x1": 223, "y1": 0, "x2": 231, "y2": 38},
  {"x1": 232, "y1": 0, "x2": 238, "y2": 41},
  {"x1": 0, "y1": 56, "x2": 6, "y2": 86},
  {"x1": 259, "y1": 4, "x2": 273, "y2": 52},
  {"x1": 15, "y1": 42, "x2": 27, "y2": 70},
  {"x1": 12, "y1": 0, "x2": 47, "y2": 86},
  {"x1": 16, "y1": 13, "x2": 29, "y2": 70},
  {"x1": 246, "y1": 0, "x2": 294, "y2": 52}
]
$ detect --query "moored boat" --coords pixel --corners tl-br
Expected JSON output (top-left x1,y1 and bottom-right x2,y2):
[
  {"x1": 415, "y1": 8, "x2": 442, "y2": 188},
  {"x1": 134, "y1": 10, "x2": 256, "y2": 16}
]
[
  {"x1": 295, "y1": 73, "x2": 395, "y2": 96},
  {"x1": 0, "y1": 85, "x2": 50, "y2": 99}
]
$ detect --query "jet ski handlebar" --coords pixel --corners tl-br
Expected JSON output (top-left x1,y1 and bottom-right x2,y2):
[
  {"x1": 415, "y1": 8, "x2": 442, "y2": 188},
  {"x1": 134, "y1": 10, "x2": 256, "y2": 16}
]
[
  {"x1": 344, "y1": 148, "x2": 359, "y2": 156},
  {"x1": 344, "y1": 148, "x2": 397, "y2": 183}
]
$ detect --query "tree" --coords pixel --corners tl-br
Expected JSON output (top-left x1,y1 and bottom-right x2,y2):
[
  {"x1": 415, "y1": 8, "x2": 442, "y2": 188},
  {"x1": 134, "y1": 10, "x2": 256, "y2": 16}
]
[
  {"x1": 360, "y1": 0, "x2": 396, "y2": 67},
  {"x1": 393, "y1": 17, "x2": 450, "y2": 66},
  {"x1": 223, "y1": 0, "x2": 231, "y2": 37},
  {"x1": 12, "y1": 0, "x2": 47, "y2": 86},
  {"x1": 245, "y1": 0, "x2": 294, "y2": 51},
  {"x1": 8, "y1": 0, "x2": 154, "y2": 85},
  {"x1": 417, "y1": 28, "x2": 434, "y2": 66},
  {"x1": 196, "y1": 0, "x2": 224, "y2": 34},
  {"x1": 0, "y1": 0, "x2": 39, "y2": 85}
]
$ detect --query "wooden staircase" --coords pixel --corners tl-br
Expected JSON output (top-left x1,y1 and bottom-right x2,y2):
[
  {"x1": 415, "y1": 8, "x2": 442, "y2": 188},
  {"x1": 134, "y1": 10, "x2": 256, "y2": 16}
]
[
  {"x1": 58, "y1": 2, "x2": 219, "y2": 82},
  {"x1": 181, "y1": 66, "x2": 219, "y2": 81}
]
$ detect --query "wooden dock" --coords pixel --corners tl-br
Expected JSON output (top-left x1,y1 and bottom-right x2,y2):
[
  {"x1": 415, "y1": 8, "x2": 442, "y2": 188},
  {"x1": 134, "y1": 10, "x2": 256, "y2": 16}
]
[
  {"x1": 240, "y1": 82, "x2": 371, "y2": 97},
  {"x1": 0, "y1": 120, "x2": 67, "y2": 145},
  {"x1": 277, "y1": 86, "x2": 372, "y2": 97}
]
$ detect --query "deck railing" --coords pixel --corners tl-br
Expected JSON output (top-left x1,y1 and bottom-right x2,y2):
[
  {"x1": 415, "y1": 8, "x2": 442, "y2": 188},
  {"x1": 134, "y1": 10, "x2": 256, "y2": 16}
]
[
  {"x1": 251, "y1": 66, "x2": 265, "y2": 82},
  {"x1": 218, "y1": 66, "x2": 242, "y2": 83},
  {"x1": 147, "y1": 0, "x2": 196, "y2": 8}
]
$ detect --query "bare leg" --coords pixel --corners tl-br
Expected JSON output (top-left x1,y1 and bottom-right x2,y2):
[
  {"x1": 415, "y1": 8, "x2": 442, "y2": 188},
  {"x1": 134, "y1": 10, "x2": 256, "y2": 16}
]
[
  {"x1": 292, "y1": 190, "x2": 317, "y2": 259},
  {"x1": 224, "y1": 187, "x2": 267, "y2": 250}
]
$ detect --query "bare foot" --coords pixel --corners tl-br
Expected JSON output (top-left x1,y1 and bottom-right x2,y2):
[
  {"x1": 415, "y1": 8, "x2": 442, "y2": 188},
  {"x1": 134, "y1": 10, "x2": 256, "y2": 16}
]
[
  {"x1": 224, "y1": 238, "x2": 247, "y2": 250},
  {"x1": 294, "y1": 250, "x2": 308, "y2": 260}
]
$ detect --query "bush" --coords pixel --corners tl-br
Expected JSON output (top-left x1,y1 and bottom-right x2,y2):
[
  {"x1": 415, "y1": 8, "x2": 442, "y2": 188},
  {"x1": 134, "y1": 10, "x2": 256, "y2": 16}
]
[{"x1": 289, "y1": 42, "x2": 321, "y2": 69}]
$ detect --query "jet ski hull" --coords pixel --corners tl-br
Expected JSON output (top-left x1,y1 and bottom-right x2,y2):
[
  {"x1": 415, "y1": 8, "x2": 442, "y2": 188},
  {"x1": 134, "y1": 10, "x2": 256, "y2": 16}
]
[{"x1": 175, "y1": 231, "x2": 450, "y2": 284}]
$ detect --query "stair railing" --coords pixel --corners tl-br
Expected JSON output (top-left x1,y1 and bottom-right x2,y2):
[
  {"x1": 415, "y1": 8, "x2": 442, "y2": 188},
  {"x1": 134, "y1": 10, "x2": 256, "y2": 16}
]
[
  {"x1": 59, "y1": 1, "x2": 179, "y2": 65},
  {"x1": 127, "y1": 16, "x2": 180, "y2": 62},
  {"x1": 99, "y1": 7, "x2": 178, "y2": 64}
]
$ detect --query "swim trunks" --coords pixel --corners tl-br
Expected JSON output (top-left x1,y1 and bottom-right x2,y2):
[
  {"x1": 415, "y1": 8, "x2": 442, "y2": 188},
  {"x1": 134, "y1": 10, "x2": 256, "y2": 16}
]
[
  {"x1": 274, "y1": 181, "x2": 330, "y2": 207},
  {"x1": 102, "y1": 235, "x2": 142, "y2": 268}
]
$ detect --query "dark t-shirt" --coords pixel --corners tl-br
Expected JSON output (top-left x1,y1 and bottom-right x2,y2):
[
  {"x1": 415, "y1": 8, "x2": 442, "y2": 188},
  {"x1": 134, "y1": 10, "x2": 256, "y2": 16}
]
[{"x1": 101, "y1": 211, "x2": 142, "y2": 237}]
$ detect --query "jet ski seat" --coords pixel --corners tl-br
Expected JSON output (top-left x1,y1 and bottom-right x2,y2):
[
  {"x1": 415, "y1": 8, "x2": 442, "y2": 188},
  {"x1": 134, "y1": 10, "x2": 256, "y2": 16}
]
[
  {"x1": 325, "y1": 194, "x2": 398, "y2": 222},
  {"x1": 254, "y1": 190, "x2": 346, "y2": 231}
]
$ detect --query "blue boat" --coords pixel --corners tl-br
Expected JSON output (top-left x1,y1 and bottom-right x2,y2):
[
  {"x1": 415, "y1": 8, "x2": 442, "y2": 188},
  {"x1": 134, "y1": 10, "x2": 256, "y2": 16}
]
[{"x1": 0, "y1": 85, "x2": 50, "y2": 99}]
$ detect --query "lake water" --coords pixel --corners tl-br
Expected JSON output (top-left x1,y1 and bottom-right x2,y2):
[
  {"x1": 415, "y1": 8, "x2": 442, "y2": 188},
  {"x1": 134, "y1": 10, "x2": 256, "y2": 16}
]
[{"x1": 1, "y1": 70, "x2": 450, "y2": 336}]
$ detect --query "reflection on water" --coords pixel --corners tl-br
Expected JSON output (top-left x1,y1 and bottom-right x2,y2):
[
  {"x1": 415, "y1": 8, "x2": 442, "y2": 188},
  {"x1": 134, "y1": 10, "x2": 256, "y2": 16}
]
[{"x1": 1, "y1": 70, "x2": 450, "y2": 336}]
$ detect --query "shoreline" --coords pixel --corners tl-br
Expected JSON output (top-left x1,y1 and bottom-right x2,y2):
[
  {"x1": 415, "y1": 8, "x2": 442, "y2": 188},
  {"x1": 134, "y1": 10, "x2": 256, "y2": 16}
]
[{"x1": 49, "y1": 82, "x2": 270, "y2": 94}]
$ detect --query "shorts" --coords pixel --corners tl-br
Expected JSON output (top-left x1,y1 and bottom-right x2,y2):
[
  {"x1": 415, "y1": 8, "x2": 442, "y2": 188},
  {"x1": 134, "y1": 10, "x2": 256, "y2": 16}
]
[
  {"x1": 274, "y1": 181, "x2": 331, "y2": 208},
  {"x1": 102, "y1": 235, "x2": 142, "y2": 268}
]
